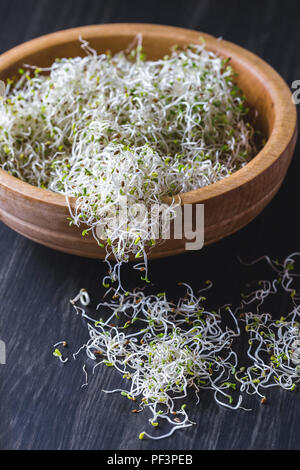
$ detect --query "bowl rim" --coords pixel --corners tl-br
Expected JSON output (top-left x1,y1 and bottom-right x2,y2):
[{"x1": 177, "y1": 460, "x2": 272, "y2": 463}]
[{"x1": 0, "y1": 23, "x2": 297, "y2": 208}]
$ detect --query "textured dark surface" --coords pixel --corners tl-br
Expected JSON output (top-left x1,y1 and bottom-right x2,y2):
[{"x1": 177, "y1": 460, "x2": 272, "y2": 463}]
[{"x1": 0, "y1": 0, "x2": 300, "y2": 451}]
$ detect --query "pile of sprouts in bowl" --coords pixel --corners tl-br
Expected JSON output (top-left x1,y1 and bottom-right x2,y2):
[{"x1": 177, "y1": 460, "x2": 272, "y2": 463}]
[{"x1": 0, "y1": 37, "x2": 257, "y2": 273}]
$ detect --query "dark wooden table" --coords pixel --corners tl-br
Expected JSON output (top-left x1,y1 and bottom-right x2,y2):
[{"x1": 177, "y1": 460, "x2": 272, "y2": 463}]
[{"x1": 1, "y1": 0, "x2": 300, "y2": 451}]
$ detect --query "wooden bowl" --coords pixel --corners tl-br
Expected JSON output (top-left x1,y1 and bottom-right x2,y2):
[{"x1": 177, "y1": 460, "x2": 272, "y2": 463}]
[{"x1": 0, "y1": 24, "x2": 297, "y2": 259}]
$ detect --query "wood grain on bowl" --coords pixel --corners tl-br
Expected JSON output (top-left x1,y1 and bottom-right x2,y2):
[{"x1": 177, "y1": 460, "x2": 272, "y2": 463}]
[{"x1": 0, "y1": 24, "x2": 297, "y2": 259}]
